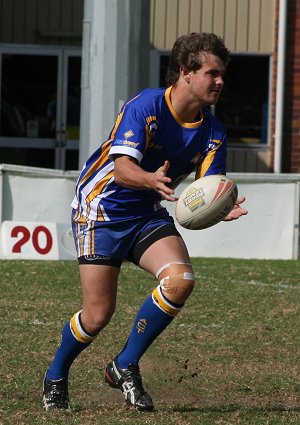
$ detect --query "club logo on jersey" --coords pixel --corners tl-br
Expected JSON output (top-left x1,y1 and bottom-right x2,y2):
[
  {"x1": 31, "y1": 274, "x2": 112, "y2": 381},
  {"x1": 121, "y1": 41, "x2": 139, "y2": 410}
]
[
  {"x1": 149, "y1": 121, "x2": 158, "y2": 135},
  {"x1": 124, "y1": 130, "x2": 134, "y2": 139},
  {"x1": 208, "y1": 139, "x2": 222, "y2": 150},
  {"x1": 184, "y1": 187, "x2": 205, "y2": 212},
  {"x1": 146, "y1": 116, "x2": 159, "y2": 137}
]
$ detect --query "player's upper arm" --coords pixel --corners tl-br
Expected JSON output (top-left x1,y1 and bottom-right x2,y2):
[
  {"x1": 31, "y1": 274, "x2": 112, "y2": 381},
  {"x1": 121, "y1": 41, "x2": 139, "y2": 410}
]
[{"x1": 108, "y1": 102, "x2": 149, "y2": 164}]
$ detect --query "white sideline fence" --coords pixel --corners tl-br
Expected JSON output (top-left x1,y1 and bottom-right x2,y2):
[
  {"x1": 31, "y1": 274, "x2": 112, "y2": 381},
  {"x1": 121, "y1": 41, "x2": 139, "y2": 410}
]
[{"x1": 0, "y1": 163, "x2": 299, "y2": 260}]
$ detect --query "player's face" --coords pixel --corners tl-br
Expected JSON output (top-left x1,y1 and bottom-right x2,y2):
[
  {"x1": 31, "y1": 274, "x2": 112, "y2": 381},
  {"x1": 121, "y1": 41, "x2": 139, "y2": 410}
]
[{"x1": 188, "y1": 54, "x2": 225, "y2": 106}]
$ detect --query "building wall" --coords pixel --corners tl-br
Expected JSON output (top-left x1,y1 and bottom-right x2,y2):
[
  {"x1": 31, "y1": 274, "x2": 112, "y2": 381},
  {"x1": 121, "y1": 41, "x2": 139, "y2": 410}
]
[
  {"x1": 150, "y1": 0, "x2": 275, "y2": 53},
  {"x1": 0, "y1": 0, "x2": 275, "y2": 53},
  {"x1": 283, "y1": 0, "x2": 300, "y2": 173},
  {"x1": 149, "y1": 0, "x2": 275, "y2": 172},
  {"x1": 2, "y1": 0, "x2": 298, "y2": 174},
  {"x1": 0, "y1": 0, "x2": 83, "y2": 46}
]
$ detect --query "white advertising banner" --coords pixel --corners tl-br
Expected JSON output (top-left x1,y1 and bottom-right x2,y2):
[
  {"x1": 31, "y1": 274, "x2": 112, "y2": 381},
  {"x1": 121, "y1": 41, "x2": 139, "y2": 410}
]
[
  {"x1": 0, "y1": 165, "x2": 299, "y2": 260},
  {"x1": 164, "y1": 179, "x2": 300, "y2": 260},
  {"x1": 0, "y1": 167, "x2": 77, "y2": 223}
]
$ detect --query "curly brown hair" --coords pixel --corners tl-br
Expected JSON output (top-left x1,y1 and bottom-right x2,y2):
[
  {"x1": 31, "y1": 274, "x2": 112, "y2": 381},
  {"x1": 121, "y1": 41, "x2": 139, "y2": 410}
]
[{"x1": 166, "y1": 32, "x2": 230, "y2": 86}]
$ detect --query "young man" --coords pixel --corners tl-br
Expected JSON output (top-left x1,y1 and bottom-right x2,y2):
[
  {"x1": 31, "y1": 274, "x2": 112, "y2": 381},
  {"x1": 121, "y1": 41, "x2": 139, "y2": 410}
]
[{"x1": 43, "y1": 32, "x2": 247, "y2": 412}]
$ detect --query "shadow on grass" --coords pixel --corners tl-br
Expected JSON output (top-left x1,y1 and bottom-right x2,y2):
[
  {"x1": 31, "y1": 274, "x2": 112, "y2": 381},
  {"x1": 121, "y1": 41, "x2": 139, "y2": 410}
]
[{"x1": 172, "y1": 403, "x2": 300, "y2": 414}]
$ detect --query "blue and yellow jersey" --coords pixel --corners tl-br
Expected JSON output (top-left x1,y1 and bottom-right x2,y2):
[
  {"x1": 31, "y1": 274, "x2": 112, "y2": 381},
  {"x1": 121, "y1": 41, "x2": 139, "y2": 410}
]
[{"x1": 71, "y1": 86, "x2": 227, "y2": 222}]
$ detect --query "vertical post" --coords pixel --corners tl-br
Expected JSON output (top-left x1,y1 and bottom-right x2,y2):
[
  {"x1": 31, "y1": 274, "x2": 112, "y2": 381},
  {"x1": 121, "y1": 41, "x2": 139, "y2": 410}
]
[
  {"x1": 274, "y1": 0, "x2": 288, "y2": 173},
  {"x1": 0, "y1": 165, "x2": 3, "y2": 224},
  {"x1": 79, "y1": 0, "x2": 150, "y2": 168}
]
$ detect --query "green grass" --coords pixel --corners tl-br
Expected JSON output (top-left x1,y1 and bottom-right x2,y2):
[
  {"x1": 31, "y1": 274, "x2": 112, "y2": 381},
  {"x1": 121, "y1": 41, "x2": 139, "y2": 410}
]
[{"x1": 1, "y1": 258, "x2": 300, "y2": 424}]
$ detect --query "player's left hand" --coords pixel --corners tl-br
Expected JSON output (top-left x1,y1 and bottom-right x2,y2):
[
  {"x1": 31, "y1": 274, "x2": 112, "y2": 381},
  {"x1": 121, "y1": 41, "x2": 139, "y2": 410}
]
[{"x1": 223, "y1": 196, "x2": 248, "y2": 221}]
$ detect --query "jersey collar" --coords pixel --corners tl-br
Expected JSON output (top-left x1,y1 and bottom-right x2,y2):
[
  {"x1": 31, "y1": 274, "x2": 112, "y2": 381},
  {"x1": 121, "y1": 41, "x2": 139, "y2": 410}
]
[{"x1": 165, "y1": 86, "x2": 203, "y2": 128}]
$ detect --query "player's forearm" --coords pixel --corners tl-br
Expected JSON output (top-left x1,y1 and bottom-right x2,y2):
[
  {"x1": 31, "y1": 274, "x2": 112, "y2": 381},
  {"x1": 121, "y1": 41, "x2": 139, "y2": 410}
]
[
  {"x1": 114, "y1": 155, "x2": 176, "y2": 201},
  {"x1": 115, "y1": 167, "x2": 154, "y2": 190},
  {"x1": 114, "y1": 155, "x2": 154, "y2": 190}
]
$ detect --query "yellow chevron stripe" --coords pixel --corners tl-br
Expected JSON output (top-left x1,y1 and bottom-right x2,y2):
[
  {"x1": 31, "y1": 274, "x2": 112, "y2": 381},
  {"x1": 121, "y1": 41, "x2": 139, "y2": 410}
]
[
  {"x1": 80, "y1": 139, "x2": 112, "y2": 187},
  {"x1": 195, "y1": 149, "x2": 217, "y2": 179},
  {"x1": 85, "y1": 170, "x2": 114, "y2": 219}
]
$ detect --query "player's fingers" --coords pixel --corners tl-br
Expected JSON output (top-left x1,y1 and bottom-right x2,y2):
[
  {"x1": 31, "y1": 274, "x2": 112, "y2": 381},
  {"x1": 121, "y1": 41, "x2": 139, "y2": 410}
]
[
  {"x1": 159, "y1": 191, "x2": 178, "y2": 202},
  {"x1": 157, "y1": 181, "x2": 174, "y2": 194},
  {"x1": 158, "y1": 160, "x2": 170, "y2": 175},
  {"x1": 158, "y1": 176, "x2": 172, "y2": 185},
  {"x1": 236, "y1": 196, "x2": 246, "y2": 205},
  {"x1": 224, "y1": 206, "x2": 247, "y2": 221},
  {"x1": 237, "y1": 207, "x2": 248, "y2": 216}
]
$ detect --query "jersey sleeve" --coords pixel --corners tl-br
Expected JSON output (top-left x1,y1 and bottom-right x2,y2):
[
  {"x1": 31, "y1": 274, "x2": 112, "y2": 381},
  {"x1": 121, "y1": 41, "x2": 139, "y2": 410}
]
[{"x1": 108, "y1": 95, "x2": 150, "y2": 163}]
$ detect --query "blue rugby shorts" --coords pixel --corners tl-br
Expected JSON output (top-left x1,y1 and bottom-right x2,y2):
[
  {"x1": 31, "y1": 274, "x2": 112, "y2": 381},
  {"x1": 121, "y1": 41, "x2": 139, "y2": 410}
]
[{"x1": 71, "y1": 209, "x2": 181, "y2": 267}]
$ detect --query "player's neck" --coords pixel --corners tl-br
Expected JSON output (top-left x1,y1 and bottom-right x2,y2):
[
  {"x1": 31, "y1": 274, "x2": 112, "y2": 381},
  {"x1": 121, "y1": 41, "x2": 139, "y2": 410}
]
[{"x1": 170, "y1": 85, "x2": 204, "y2": 123}]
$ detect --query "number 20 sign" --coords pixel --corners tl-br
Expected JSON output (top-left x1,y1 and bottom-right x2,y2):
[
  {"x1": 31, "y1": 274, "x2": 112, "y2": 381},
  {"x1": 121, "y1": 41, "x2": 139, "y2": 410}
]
[{"x1": 0, "y1": 221, "x2": 59, "y2": 260}]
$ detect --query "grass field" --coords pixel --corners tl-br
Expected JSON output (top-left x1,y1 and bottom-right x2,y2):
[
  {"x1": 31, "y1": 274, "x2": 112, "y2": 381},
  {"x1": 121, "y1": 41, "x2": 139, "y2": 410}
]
[{"x1": 1, "y1": 258, "x2": 300, "y2": 425}]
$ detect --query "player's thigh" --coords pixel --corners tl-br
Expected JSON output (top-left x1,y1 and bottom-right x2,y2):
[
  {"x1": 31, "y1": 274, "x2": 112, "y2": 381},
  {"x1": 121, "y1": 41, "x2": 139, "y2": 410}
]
[
  {"x1": 79, "y1": 264, "x2": 120, "y2": 327},
  {"x1": 139, "y1": 235, "x2": 190, "y2": 276}
]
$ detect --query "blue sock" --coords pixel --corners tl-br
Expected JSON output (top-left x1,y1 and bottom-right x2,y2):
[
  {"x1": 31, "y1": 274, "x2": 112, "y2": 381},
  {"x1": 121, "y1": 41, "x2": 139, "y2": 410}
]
[
  {"x1": 116, "y1": 292, "x2": 182, "y2": 368},
  {"x1": 46, "y1": 312, "x2": 95, "y2": 380}
]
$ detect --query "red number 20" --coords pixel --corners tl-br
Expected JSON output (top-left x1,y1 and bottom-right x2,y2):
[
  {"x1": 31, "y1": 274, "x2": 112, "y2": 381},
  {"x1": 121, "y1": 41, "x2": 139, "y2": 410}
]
[{"x1": 11, "y1": 225, "x2": 53, "y2": 254}]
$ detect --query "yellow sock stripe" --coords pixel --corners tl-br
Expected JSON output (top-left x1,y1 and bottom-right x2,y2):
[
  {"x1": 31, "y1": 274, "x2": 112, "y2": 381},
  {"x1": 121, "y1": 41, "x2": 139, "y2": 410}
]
[
  {"x1": 70, "y1": 311, "x2": 95, "y2": 343},
  {"x1": 152, "y1": 287, "x2": 181, "y2": 317}
]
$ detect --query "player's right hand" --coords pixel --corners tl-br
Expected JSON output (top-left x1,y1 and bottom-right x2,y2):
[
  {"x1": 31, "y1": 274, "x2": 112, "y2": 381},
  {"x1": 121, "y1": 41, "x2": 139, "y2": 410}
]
[{"x1": 153, "y1": 161, "x2": 178, "y2": 202}]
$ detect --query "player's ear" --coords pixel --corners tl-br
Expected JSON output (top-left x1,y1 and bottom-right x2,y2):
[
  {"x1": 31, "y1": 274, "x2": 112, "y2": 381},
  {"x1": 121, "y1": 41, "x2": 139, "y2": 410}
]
[{"x1": 180, "y1": 66, "x2": 190, "y2": 83}]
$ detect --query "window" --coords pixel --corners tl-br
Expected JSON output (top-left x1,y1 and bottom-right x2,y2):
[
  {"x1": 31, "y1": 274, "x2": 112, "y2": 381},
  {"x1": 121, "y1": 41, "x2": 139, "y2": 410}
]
[
  {"x1": 215, "y1": 55, "x2": 270, "y2": 145},
  {"x1": 0, "y1": 46, "x2": 81, "y2": 170},
  {"x1": 1, "y1": 54, "x2": 58, "y2": 139}
]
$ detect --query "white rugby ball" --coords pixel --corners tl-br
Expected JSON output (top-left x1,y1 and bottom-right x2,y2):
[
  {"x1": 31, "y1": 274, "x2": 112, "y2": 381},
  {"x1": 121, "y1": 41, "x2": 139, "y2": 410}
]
[{"x1": 175, "y1": 175, "x2": 238, "y2": 230}]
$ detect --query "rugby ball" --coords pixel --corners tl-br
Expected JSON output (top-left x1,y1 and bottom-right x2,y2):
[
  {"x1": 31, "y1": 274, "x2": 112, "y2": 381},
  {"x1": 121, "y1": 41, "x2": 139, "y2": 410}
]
[{"x1": 175, "y1": 175, "x2": 238, "y2": 230}]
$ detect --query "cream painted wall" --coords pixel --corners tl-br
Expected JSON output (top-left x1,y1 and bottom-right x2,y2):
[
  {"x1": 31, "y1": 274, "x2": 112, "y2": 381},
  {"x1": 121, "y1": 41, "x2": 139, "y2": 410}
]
[{"x1": 150, "y1": 0, "x2": 275, "y2": 53}]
